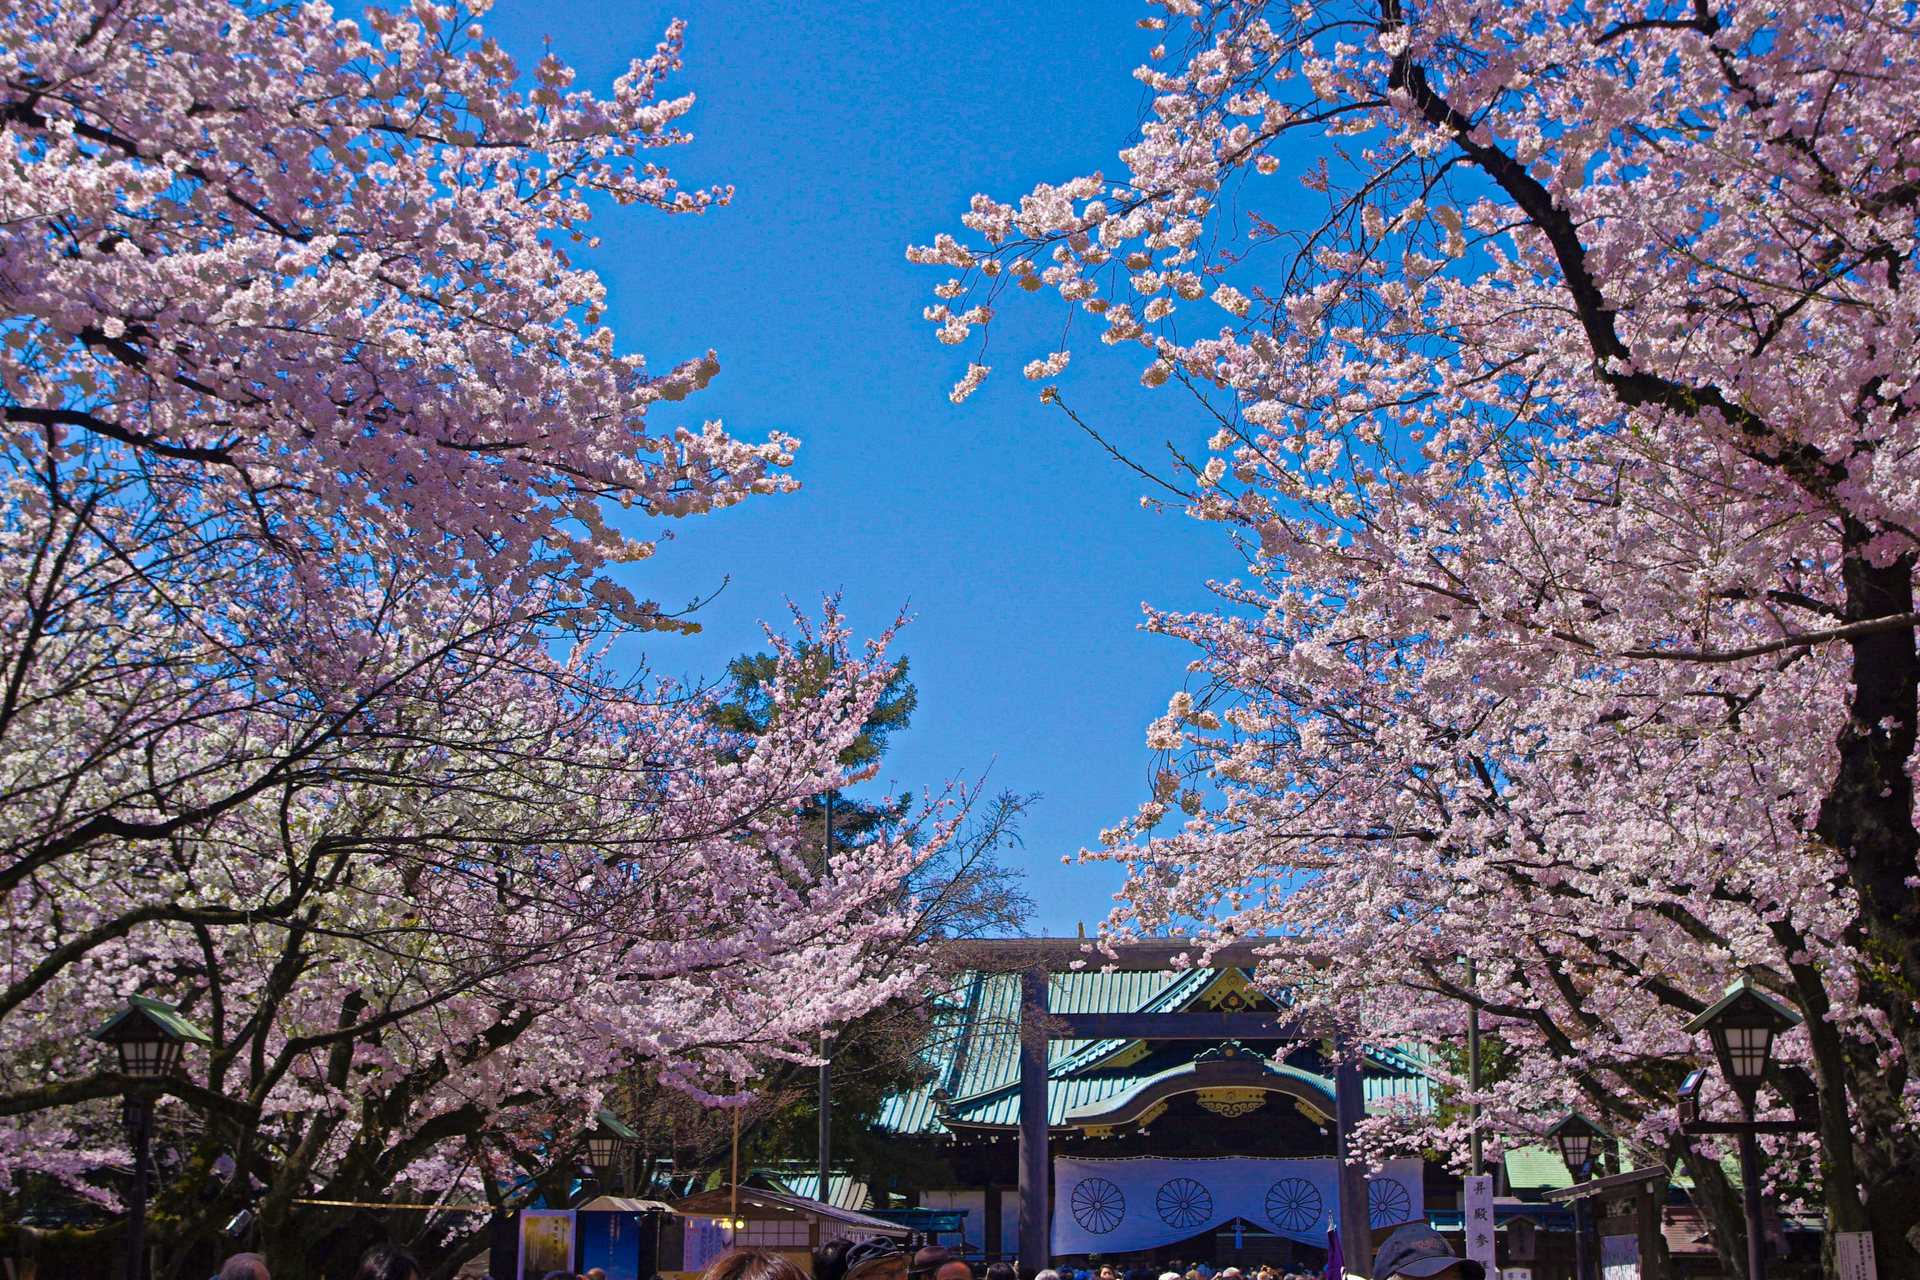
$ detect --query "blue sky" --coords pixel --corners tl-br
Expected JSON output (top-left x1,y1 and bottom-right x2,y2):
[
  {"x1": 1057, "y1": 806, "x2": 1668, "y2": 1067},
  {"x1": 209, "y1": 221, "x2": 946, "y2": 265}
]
[{"x1": 481, "y1": 0, "x2": 1250, "y2": 934}]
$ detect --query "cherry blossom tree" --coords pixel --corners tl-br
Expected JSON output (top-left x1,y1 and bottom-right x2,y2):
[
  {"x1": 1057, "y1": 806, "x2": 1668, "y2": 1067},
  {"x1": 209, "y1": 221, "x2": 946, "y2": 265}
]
[
  {"x1": 1, "y1": 0, "x2": 788, "y2": 621},
  {"x1": 0, "y1": 0, "x2": 942, "y2": 1273},
  {"x1": 0, "y1": 524, "x2": 935, "y2": 1275},
  {"x1": 917, "y1": 0, "x2": 1920, "y2": 1272}
]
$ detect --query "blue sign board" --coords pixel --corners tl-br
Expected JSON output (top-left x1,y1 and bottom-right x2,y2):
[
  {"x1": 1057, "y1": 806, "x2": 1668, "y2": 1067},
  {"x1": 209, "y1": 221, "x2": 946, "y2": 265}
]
[{"x1": 579, "y1": 1210, "x2": 649, "y2": 1280}]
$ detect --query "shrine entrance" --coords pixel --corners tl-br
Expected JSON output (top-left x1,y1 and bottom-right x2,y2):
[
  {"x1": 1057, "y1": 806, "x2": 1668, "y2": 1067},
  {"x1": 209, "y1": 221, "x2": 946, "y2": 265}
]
[{"x1": 954, "y1": 940, "x2": 1378, "y2": 1278}]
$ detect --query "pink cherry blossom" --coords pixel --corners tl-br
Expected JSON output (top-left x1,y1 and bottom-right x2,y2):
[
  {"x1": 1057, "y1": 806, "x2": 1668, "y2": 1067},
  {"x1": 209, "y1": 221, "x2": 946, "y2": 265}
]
[{"x1": 919, "y1": 0, "x2": 1920, "y2": 1270}]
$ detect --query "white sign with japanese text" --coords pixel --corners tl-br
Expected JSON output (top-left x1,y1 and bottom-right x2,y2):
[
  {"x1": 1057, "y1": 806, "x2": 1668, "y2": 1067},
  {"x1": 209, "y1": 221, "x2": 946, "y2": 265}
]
[
  {"x1": 1838, "y1": 1232, "x2": 1878, "y2": 1280},
  {"x1": 1464, "y1": 1175, "x2": 1497, "y2": 1277}
]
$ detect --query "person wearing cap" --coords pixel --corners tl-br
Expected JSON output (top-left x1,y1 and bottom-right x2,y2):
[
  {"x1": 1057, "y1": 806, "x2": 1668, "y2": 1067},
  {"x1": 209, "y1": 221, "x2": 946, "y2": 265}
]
[
  {"x1": 910, "y1": 1247, "x2": 953, "y2": 1280},
  {"x1": 1371, "y1": 1224, "x2": 1486, "y2": 1280}
]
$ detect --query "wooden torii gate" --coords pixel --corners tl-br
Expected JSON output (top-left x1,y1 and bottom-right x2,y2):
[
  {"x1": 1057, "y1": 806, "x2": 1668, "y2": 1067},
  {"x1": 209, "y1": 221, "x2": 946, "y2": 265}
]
[{"x1": 959, "y1": 940, "x2": 1375, "y2": 1279}]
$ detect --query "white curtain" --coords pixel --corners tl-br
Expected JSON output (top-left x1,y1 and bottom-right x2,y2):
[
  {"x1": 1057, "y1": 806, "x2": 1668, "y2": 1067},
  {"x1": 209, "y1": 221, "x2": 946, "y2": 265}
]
[{"x1": 1050, "y1": 1156, "x2": 1425, "y2": 1256}]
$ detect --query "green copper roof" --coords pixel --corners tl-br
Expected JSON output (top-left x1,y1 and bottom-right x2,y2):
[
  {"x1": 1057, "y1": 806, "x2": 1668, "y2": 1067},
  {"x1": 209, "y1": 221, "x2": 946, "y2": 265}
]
[
  {"x1": 1503, "y1": 1145, "x2": 1574, "y2": 1192},
  {"x1": 875, "y1": 967, "x2": 1430, "y2": 1135},
  {"x1": 88, "y1": 994, "x2": 212, "y2": 1046}
]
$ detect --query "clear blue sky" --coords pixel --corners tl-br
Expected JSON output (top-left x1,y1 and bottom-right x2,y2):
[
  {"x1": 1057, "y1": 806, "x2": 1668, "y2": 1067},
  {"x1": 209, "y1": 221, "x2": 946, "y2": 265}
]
[{"x1": 481, "y1": 0, "x2": 1247, "y2": 935}]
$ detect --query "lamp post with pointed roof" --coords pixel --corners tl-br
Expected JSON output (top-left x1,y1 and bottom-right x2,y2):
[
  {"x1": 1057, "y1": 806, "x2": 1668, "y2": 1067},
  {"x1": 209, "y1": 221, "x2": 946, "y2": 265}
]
[
  {"x1": 1548, "y1": 1113, "x2": 1606, "y2": 1280},
  {"x1": 90, "y1": 995, "x2": 211, "y2": 1280},
  {"x1": 587, "y1": 1109, "x2": 640, "y2": 1193},
  {"x1": 1682, "y1": 978, "x2": 1804, "y2": 1280}
]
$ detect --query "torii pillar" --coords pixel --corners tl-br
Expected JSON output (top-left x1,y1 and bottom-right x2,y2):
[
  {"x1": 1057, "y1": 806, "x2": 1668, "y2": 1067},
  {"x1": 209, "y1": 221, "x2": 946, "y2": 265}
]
[
  {"x1": 1018, "y1": 967, "x2": 1050, "y2": 1274},
  {"x1": 1335, "y1": 1040, "x2": 1375, "y2": 1278},
  {"x1": 1005, "y1": 942, "x2": 1374, "y2": 1276}
]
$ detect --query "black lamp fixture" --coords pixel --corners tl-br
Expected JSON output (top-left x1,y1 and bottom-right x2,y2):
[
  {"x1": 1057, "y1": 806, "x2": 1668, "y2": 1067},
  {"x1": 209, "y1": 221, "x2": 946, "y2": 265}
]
[
  {"x1": 1547, "y1": 1110, "x2": 1604, "y2": 1178},
  {"x1": 89, "y1": 996, "x2": 210, "y2": 1280},
  {"x1": 1679, "y1": 977, "x2": 1806, "y2": 1280},
  {"x1": 1682, "y1": 976, "x2": 1801, "y2": 1109},
  {"x1": 1676, "y1": 1069, "x2": 1707, "y2": 1127},
  {"x1": 587, "y1": 1109, "x2": 639, "y2": 1182}
]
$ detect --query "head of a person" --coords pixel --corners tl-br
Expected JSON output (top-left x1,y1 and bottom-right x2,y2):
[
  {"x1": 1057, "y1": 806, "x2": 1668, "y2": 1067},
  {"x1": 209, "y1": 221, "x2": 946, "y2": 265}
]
[
  {"x1": 1372, "y1": 1224, "x2": 1484, "y2": 1280},
  {"x1": 1222, "y1": 1270, "x2": 1243, "y2": 1279},
  {"x1": 356, "y1": 1245, "x2": 422, "y2": 1280},
  {"x1": 816, "y1": 1239, "x2": 855, "y2": 1280},
  {"x1": 911, "y1": 1247, "x2": 953, "y2": 1280},
  {"x1": 1034, "y1": 1269, "x2": 1060, "y2": 1280},
  {"x1": 842, "y1": 1238, "x2": 910, "y2": 1280},
  {"x1": 1160, "y1": 1271, "x2": 1183, "y2": 1280},
  {"x1": 703, "y1": 1250, "x2": 813, "y2": 1280},
  {"x1": 587, "y1": 1271, "x2": 609, "y2": 1280},
  {"x1": 1098, "y1": 1268, "x2": 1115, "y2": 1280},
  {"x1": 219, "y1": 1256, "x2": 270, "y2": 1280},
  {"x1": 934, "y1": 1260, "x2": 974, "y2": 1280},
  {"x1": 986, "y1": 1263, "x2": 1019, "y2": 1280}
]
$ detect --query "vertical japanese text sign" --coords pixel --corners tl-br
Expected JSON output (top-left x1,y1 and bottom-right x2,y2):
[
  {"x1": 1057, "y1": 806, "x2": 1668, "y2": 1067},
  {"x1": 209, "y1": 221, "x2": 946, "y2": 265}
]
[{"x1": 1464, "y1": 1175, "x2": 1497, "y2": 1278}]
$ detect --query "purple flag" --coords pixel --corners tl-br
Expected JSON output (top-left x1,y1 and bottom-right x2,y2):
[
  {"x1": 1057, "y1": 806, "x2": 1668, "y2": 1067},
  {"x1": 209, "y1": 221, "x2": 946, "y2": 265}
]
[{"x1": 1324, "y1": 1221, "x2": 1345, "y2": 1280}]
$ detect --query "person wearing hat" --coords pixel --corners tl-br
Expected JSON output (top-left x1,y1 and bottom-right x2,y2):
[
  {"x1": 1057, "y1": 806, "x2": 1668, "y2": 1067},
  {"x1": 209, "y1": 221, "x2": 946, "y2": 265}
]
[
  {"x1": 843, "y1": 1238, "x2": 912, "y2": 1280},
  {"x1": 1370, "y1": 1224, "x2": 1485, "y2": 1280},
  {"x1": 910, "y1": 1247, "x2": 953, "y2": 1280}
]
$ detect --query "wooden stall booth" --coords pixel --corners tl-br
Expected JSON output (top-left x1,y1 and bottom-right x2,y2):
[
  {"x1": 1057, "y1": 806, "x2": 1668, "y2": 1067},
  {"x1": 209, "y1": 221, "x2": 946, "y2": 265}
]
[
  {"x1": 666, "y1": 1184, "x2": 912, "y2": 1279},
  {"x1": 1545, "y1": 1167, "x2": 1672, "y2": 1280}
]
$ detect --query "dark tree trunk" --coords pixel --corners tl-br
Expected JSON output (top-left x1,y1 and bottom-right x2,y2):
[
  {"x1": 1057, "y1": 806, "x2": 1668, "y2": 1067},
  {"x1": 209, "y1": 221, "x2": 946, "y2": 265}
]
[
  {"x1": 1815, "y1": 548, "x2": 1920, "y2": 1278},
  {"x1": 1682, "y1": 1149, "x2": 1752, "y2": 1280}
]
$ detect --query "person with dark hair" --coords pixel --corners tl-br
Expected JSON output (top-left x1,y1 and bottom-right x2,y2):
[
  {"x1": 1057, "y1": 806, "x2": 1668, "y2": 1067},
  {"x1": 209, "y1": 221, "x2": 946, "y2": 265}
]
[
  {"x1": 701, "y1": 1250, "x2": 813, "y2": 1280},
  {"x1": 986, "y1": 1262, "x2": 1019, "y2": 1280},
  {"x1": 815, "y1": 1238, "x2": 856, "y2": 1280},
  {"x1": 355, "y1": 1243, "x2": 423, "y2": 1280}
]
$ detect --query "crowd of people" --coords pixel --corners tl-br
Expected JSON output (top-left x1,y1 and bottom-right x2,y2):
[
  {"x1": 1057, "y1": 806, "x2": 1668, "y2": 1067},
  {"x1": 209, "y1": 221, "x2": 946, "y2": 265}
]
[
  {"x1": 212, "y1": 1244, "x2": 422, "y2": 1280},
  {"x1": 203, "y1": 1214, "x2": 1473, "y2": 1280},
  {"x1": 1044, "y1": 1262, "x2": 1323, "y2": 1280},
  {"x1": 714, "y1": 1222, "x2": 1474, "y2": 1280}
]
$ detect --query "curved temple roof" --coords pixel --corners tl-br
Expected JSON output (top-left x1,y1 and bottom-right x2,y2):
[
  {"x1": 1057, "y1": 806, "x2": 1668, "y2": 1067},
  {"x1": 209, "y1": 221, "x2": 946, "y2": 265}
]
[{"x1": 878, "y1": 967, "x2": 1430, "y2": 1137}]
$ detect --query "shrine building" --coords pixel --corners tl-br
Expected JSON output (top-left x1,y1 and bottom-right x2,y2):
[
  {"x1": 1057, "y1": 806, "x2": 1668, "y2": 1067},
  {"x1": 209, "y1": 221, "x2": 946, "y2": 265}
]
[{"x1": 866, "y1": 941, "x2": 1445, "y2": 1272}]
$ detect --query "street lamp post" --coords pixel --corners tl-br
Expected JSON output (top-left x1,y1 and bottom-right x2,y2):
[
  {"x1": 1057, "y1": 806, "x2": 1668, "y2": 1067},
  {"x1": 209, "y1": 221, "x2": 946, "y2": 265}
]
[
  {"x1": 1549, "y1": 1112, "x2": 1605, "y2": 1280},
  {"x1": 1680, "y1": 978, "x2": 1809, "y2": 1280},
  {"x1": 89, "y1": 995, "x2": 211, "y2": 1280},
  {"x1": 587, "y1": 1109, "x2": 640, "y2": 1195}
]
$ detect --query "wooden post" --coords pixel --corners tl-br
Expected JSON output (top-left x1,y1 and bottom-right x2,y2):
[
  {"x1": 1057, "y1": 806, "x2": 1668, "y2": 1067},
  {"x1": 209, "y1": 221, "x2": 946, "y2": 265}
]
[
  {"x1": 819, "y1": 793, "x2": 836, "y2": 1208},
  {"x1": 818, "y1": 1031, "x2": 833, "y2": 1207},
  {"x1": 1019, "y1": 968, "x2": 1050, "y2": 1273},
  {"x1": 1467, "y1": 958, "x2": 1483, "y2": 1179},
  {"x1": 124, "y1": 1097, "x2": 151, "y2": 1280},
  {"x1": 1335, "y1": 1039, "x2": 1373, "y2": 1279}
]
